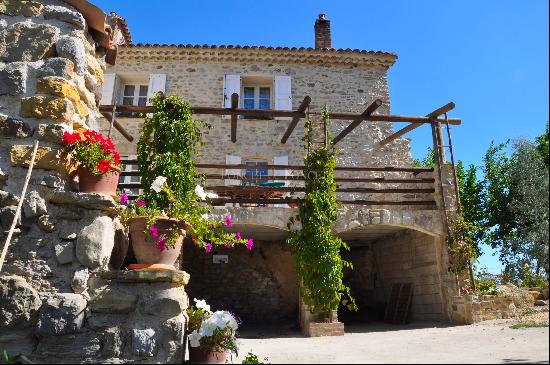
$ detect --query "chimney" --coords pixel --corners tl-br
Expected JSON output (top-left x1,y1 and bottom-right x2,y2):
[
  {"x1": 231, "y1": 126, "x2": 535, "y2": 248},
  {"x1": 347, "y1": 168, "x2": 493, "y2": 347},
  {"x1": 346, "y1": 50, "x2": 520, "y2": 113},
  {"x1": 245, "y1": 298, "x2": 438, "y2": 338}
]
[{"x1": 314, "y1": 13, "x2": 331, "y2": 49}]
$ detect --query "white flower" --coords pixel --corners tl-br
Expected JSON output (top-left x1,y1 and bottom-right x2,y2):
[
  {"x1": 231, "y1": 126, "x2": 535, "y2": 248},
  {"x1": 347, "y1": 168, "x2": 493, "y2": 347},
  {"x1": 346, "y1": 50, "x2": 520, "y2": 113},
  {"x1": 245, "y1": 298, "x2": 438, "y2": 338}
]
[
  {"x1": 193, "y1": 298, "x2": 211, "y2": 312},
  {"x1": 161, "y1": 210, "x2": 167, "y2": 217},
  {"x1": 198, "y1": 318, "x2": 217, "y2": 337},
  {"x1": 205, "y1": 192, "x2": 219, "y2": 199},
  {"x1": 151, "y1": 176, "x2": 167, "y2": 193},
  {"x1": 188, "y1": 330, "x2": 202, "y2": 348},
  {"x1": 195, "y1": 185, "x2": 207, "y2": 200},
  {"x1": 201, "y1": 213, "x2": 210, "y2": 220}
]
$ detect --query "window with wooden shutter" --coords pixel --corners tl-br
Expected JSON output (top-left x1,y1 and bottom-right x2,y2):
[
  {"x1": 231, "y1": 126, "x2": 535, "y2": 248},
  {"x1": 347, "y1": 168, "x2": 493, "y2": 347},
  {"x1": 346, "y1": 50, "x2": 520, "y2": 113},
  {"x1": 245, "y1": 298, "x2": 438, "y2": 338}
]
[
  {"x1": 223, "y1": 74, "x2": 241, "y2": 108},
  {"x1": 147, "y1": 74, "x2": 167, "y2": 105},
  {"x1": 273, "y1": 155, "x2": 289, "y2": 186},
  {"x1": 100, "y1": 73, "x2": 117, "y2": 105},
  {"x1": 224, "y1": 155, "x2": 242, "y2": 186}
]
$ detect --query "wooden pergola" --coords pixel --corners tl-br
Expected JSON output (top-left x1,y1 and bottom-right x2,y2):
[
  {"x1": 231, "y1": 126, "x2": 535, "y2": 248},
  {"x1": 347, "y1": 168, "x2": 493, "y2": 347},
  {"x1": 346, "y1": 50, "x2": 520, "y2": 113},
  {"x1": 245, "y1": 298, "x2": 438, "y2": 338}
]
[{"x1": 100, "y1": 94, "x2": 462, "y2": 211}]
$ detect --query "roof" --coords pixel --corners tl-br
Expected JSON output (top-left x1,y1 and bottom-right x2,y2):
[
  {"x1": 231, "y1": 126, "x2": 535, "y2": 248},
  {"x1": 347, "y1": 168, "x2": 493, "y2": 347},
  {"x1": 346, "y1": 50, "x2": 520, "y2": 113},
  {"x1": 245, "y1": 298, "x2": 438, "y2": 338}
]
[
  {"x1": 119, "y1": 44, "x2": 398, "y2": 67},
  {"x1": 108, "y1": 12, "x2": 133, "y2": 45}
]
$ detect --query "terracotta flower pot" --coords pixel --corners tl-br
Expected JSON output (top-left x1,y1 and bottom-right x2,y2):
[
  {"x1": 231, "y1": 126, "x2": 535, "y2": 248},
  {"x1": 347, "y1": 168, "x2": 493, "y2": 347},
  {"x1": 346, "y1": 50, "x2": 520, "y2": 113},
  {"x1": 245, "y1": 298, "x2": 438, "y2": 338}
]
[
  {"x1": 188, "y1": 346, "x2": 229, "y2": 364},
  {"x1": 127, "y1": 216, "x2": 186, "y2": 268},
  {"x1": 78, "y1": 165, "x2": 121, "y2": 196}
]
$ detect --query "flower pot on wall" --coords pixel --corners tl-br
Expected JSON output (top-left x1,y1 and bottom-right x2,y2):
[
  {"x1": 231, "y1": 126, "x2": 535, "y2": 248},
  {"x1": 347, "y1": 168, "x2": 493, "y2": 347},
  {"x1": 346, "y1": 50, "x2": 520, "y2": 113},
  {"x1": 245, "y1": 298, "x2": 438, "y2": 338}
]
[
  {"x1": 78, "y1": 165, "x2": 121, "y2": 196},
  {"x1": 188, "y1": 347, "x2": 228, "y2": 364},
  {"x1": 127, "y1": 216, "x2": 186, "y2": 268}
]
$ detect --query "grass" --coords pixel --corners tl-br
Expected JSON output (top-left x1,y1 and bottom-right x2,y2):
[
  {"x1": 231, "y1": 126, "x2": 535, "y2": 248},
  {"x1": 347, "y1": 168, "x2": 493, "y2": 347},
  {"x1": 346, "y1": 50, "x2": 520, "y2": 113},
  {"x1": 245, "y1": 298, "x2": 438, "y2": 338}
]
[{"x1": 510, "y1": 322, "x2": 549, "y2": 329}]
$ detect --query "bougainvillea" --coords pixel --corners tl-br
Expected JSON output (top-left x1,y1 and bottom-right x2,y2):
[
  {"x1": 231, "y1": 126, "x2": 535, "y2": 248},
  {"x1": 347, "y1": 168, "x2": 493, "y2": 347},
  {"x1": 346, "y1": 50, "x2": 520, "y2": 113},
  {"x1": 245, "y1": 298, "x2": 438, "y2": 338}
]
[{"x1": 61, "y1": 130, "x2": 121, "y2": 175}]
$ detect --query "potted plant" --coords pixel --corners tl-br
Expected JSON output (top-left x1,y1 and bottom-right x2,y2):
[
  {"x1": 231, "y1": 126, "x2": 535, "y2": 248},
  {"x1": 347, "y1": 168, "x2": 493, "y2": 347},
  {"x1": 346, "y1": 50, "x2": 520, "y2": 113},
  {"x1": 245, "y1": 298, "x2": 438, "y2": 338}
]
[
  {"x1": 60, "y1": 129, "x2": 121, "y2": 196},
  {"x1": 117, "y1": 94, "x2": 253, "y2": 268},
  {"x1": 187, "y1": 298, "x2": 239, "y2": 364}
]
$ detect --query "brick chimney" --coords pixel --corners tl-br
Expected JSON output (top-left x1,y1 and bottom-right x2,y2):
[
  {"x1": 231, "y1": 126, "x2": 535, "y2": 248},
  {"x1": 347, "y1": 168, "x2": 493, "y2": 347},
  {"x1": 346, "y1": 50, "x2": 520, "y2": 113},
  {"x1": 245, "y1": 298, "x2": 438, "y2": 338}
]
[{"x1": 314, "y1": 13, "x2": 332, "y2": 49}]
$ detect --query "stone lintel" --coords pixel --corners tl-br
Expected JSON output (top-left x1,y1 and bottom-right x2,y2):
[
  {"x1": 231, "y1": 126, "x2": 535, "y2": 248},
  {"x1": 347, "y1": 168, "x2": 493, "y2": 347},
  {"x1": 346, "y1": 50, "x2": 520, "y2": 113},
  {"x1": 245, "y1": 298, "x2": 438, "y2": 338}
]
[{"x1": 104, "y1": 270, "x2": 190, "y2": 286}]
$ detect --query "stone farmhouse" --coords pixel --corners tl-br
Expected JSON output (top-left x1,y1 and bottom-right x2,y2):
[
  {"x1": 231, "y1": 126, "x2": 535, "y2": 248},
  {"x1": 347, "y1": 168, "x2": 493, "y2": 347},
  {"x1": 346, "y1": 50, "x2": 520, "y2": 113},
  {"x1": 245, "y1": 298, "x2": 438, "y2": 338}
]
[
  {"x1": 100, "y1": 14, "x2": 459, "y2": 327},
  {"x1": 0, "y1": 0, "x2": 460, "y2": 362}
]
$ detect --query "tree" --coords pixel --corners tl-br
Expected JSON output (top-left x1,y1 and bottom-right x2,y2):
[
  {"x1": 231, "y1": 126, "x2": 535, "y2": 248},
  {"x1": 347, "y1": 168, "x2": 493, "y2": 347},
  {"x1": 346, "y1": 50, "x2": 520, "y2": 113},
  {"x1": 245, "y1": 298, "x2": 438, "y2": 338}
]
[{"x1": 535, "y1": 121, "x2": 549, "y2": 168}]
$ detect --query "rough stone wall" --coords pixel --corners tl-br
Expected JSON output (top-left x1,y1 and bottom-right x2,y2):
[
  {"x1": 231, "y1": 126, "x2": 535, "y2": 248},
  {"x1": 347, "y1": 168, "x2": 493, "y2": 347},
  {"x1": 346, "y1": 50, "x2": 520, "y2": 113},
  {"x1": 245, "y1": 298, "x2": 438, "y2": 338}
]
[
  {"x1": 450, "y1": 294, "x2": 516, "y2": 325},
  {"x1": 0, "y1": 1, "x2": 188, "y2": 362},
  {"x1": 100, "y1": 49, "x2": 412, "y2": 172},
  {"x1": 368, "y1": 229, "x2": 449, "y2": 321},
  {"x1": 181, "y1": 239, "x2": 298, "y2": 326}
]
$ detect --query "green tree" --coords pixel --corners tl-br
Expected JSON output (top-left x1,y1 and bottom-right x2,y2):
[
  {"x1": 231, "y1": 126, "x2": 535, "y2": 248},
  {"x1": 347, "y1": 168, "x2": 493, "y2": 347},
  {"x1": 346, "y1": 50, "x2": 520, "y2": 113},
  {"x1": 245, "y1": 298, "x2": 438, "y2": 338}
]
[{"x1": 535, "y1": 121, "x2": 549, "y2": 168}]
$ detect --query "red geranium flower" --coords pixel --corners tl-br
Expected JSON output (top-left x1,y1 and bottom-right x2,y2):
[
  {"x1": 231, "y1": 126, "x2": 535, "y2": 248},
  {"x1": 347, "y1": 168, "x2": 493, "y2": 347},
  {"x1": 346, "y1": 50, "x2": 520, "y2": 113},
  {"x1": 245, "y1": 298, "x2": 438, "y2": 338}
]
[
  {"x1": 97, "y1": 159, "x2": 112, "y2": 174},
  {"x1": 61, "y1": 131, "x2": 81, "y2": 145}
]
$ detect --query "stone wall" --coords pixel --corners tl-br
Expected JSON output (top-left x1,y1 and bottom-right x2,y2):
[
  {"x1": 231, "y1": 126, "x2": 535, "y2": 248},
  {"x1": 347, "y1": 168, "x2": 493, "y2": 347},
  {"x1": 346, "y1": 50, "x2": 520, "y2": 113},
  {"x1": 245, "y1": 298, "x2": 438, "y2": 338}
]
[
  {"x1": 181, "y1": 238, "x2": 298, "y2": 327},
  {"x1": 450, "y1": 295, "x2": 516, "y2": 325},
  {"x1": 0, "y1": 1, "x2": 189, "y2": 362}
]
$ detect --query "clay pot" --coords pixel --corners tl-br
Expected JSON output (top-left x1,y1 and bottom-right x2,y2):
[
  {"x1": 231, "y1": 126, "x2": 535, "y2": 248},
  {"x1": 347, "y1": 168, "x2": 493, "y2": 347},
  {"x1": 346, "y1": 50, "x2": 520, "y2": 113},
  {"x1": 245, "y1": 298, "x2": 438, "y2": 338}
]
[
  {"x1": 188, "y1": 347, "x2": 229, "y2": 364},
  {"x1": 77, "y1": 165, "x2": 121, "y2": 196},
  {"x1": 127, "y1": 216, "x2": 186, "y2": 268}
]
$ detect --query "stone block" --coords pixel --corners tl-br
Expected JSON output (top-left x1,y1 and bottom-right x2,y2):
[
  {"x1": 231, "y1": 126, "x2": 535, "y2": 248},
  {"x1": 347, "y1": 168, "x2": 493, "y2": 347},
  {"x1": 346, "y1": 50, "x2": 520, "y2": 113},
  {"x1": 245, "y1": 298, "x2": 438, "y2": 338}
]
[
  {"x1": 37, "y1": 76, "x2": 81, "y2": 103},
  {"x1": 0, "y1": 114, "x2": 33, "y2": 138},
  {"x1": 90, "y1": 289, "x2": 137, "y2": 314},
  {"x1": 37, "y1": 293, "x2": 87, "y2": 335},
  {"x1": 0, "y1": 330, "x2": 37, "y2": 358},
  {"x1": 54, "y1": 241, "x2": 74, "y2": 265},
  {"x1": 86, "y1": 55, "x2": 104, "y2": 85},
  {"x1": 0, "y1": 62, "x2": 27, "y2": 95},
  {"x1": 43, "y1": 5, "x2": 86, "y2": 29},
  {"x1": 56, "y1": 36, "x2": 86, "y2": 74},
  {"x1": 132, "y1": 328, "x2": 158, "y2": 358},
  {"x1": 0, "y1": 22, "x2": 59, "y2": 62},
  {"x1": 37, "y1": 214, "x2": 55, "y2": 233},
  {"x1": 142, "y1": 287, "x2": 187, "y2": 317},
  {"x1": 534, "y1": 299, "x2": 546, "y2": 306},
  {"x1": 36, "y1": 123, "x2": 67, "y2": 144},
  {"x1": 49, "y1": 191, "x2": 116, "y2": 210},
  {"x1": 71, "y1": 267, "x2": 89, "y2": 294},
  {"x1": 0, "y1": 190, "x2": 19, "y2": 207},
  {"x1": 0, "y1": 275, "x2": 42, "y2": 329},
  {"x1": 76, "y1": 215, "x2": 114, "y2": 269},
  {"x1": 528, "y1": 290, "x2": 542, "y2": 300},
  {"x1": 10, "y1": 145, "x2": 70, "y2": 173},
  {"x1": 303, "y1": 322, "x2": 344, "y2": 337},
  {"x1": 36, "y1": 57, "x2": 74, "y2": 79},
  {"x1": 35, "y1": 332, "x2": 101, "y2": 362},
  {"x1": 0, "y1": 0, "x2": 43, "y2": 17},
  {"x1": 0, "y1": 205, "x2": 20, "y2": 230},
  {"x1": 23, "y1": 190, "x2": 47, "y2": 218},
  {"x1": 20, "y1": 96, "x2": 75, "y2": 124}
]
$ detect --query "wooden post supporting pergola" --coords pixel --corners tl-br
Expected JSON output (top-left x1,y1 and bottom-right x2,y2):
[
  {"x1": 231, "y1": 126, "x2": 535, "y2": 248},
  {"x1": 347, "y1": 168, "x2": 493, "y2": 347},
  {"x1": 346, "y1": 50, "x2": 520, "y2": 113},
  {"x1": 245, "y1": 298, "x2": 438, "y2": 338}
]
[
  {"x1": 332, "y1": 99, "x2": 382, "y2": 144},
  {"x1": 280, "y1": 96, "x2": 312, "y2": 144}
]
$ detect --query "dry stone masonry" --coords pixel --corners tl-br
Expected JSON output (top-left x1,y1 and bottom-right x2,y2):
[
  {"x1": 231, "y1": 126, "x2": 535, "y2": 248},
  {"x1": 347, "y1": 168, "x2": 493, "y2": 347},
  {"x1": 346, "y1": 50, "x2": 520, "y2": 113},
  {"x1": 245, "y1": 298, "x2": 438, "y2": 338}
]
[{"x1": 0, "y1": 1, "x2": 190, "y2": 362}]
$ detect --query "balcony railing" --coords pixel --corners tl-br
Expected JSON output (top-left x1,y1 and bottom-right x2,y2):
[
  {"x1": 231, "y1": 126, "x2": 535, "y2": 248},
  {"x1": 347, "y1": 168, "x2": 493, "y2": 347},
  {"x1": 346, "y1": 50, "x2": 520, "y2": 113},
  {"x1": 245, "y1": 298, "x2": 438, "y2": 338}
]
[{"x1": 118, "y1": 159, "x2": 438, "y2": 209}]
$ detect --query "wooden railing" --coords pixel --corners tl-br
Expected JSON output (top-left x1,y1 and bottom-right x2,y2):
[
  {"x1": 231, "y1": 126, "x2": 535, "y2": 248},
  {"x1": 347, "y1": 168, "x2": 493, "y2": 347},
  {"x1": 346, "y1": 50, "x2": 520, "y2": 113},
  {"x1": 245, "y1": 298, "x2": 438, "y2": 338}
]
[{"x1": 118, "y1": 160, "x2": 438, "y2": 208}]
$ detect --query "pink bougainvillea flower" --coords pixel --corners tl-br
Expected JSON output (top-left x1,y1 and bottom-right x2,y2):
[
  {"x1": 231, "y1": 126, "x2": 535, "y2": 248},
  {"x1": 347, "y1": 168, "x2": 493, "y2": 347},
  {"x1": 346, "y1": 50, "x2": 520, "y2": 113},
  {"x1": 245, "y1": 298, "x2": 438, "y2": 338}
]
[
  {"x1": 156, "y1": 237, "x2": 167, "y2": 251},
  {"x1": 225, "y1": 214, "x2": 233, "y2": 227},
  {"x1": 191, "y1": 236, "x2": 195, "y2": 241},
  {"x1": 135, "y1": 200, "x2": 145, "y2": 207},
  {"x1": 205, "y1": 243, "x2": 213, "y2": 253},
  {"x1": 119, "y1": 193, "x2": 129, "y2": 205},
  {"x1": 149, "y1": 226, "x2": 159, "y2": 238},
  {"x1": 246, "y1": 238, "x2": 254, "y2": 251},
  {"x1": 225, "y1": 242, "x2": 233, "y2": 249},
  {"x1": 235, "y1": 232, "x2": 241, "y2": 240}
]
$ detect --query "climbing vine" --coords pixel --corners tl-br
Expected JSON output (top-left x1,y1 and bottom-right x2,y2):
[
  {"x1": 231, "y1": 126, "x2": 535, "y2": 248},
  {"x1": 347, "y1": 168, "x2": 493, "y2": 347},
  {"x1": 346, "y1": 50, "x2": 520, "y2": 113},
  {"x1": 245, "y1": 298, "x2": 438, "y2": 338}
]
[{"x1": 287, "y1": 107, "x2": 357, "y2": 319}]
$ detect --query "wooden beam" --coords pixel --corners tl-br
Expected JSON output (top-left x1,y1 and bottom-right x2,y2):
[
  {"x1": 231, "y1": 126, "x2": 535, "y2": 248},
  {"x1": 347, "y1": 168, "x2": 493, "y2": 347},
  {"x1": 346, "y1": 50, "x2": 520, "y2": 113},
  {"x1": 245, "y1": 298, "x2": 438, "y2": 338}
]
[
  {"x1": 99, "y1": 105, "x2": 460, "y2": 125},
  {"x1": 208, "y1": 198, "x2": 437, "y2": 207},
  {"x1": 230, "y1": 93, "x2": 238, "y2": 143},
  {"x1": 378, "y1": 102, "x2": 455, "y2": 147},
  {"x1": 101, "y1": 112, "x2": 134, "y2": 142},
  {"x1": 333, "y1": 99, "x2": 382, "y2": 144},
  {"x1": 280, "y1": 96, "x2": 311, "y2": 144}
]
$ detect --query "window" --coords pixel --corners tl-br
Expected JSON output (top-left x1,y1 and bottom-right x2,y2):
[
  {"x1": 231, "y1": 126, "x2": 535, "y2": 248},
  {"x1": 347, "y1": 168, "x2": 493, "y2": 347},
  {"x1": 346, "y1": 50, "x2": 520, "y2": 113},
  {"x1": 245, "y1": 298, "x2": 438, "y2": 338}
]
[
  {"x1": 244, "y1": 161, "x2": 268, "y2": 186},
  {"x1": 119, "y1": 155, "x2": 141, "y2": 197},
  {"x1": 241, "y1": 82, "x2": 272, "y2": 120},
  {"x1": 122, "y1": 84, "x2": 148, "y2": 106}
]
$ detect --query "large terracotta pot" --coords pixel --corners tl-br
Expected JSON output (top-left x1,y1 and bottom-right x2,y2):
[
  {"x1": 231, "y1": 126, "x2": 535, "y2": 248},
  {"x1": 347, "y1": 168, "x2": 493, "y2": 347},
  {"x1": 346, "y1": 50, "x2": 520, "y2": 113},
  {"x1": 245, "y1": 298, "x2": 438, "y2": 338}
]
[
  {"x1": 127, "y1": 216, "x2": 186, "y2": 268},
  {"x1": 78, "y1": 165, "x2": 121, "y2": 196},
  {"x1": 188, "y1": 347, "x2": 229, "y2": 364}
]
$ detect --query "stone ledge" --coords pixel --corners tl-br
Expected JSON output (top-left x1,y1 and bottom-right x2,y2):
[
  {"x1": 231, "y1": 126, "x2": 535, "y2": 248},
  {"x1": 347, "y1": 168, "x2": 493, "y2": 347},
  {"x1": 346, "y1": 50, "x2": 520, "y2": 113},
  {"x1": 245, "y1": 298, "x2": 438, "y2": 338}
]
[
  {"x1": 101, "y1": 270, "x2": 190, "y2": 286},
  {"x1": 302, "y1": 321, "x2": 345, "y2": 337},
  {"x1": 47, "y1": 190, "x2": 116, "y2": 211}
]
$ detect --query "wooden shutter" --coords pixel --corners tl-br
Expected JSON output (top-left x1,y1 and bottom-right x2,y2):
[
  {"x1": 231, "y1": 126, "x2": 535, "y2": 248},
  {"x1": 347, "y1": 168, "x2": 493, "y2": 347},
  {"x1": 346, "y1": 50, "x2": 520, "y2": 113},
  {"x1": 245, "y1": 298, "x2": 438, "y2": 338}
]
[
  {"x1": 273, "y1": 155, "x2": 289, "y2": 186},
  {"x1": 147, "y1": 74, "x2": 167, "y2": 105},
  {"x1": 223, "y1": 74, "x2": 241, "y2": 108},
  {"x1": 274, "y1": 76, "x2": 292, "y2": 120},
  {"x1": 225, "y1": 155, "x2": 242, "y2": 186},
  {"x1": 100, "y1": 73, "x2": 116, "y2": 105}
]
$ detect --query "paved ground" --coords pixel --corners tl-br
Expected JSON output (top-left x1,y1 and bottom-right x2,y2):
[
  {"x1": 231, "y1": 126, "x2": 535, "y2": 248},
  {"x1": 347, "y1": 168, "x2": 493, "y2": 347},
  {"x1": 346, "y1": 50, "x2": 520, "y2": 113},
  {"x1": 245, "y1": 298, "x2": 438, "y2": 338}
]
[{"x1": 232, "y1": 320, "x2": 549, "y2": 364}]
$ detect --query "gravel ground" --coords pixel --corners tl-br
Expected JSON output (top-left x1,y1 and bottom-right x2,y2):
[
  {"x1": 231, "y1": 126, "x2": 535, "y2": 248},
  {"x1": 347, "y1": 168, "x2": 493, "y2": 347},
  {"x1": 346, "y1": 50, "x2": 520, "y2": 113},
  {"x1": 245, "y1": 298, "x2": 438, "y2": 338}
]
[{"x1": 230, "y1": 319, "x2": 549, "y2": 364}]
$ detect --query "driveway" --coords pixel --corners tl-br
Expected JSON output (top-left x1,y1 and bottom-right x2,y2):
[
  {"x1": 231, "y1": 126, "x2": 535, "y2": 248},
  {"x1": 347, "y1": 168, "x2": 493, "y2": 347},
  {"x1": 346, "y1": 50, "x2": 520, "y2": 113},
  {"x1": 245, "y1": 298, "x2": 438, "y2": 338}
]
[{"x1": 231, "y1": 320, "x2": 549, "y2": 364}]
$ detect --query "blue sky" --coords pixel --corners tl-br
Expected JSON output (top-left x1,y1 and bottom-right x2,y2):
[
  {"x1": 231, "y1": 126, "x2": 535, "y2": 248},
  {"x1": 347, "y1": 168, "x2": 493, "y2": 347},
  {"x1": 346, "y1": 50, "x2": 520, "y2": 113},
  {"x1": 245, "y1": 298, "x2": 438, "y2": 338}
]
[{"x1": 95, "y1": 0, "x2": 549, "y2": 273}]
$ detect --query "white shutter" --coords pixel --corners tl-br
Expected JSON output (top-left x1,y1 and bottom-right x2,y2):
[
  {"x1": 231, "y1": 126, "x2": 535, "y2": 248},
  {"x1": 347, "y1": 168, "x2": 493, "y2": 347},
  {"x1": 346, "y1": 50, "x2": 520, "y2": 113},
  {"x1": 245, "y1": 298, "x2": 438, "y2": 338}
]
[
  {"x1": 274, "y1": 76, "x2": 292, "y2": 120},
  {"x1": 273, "y1": 156, "x2": 289, "y2": 186},
  {"x1": 223, "y1": 74, "x2": 241, "y2": 113},
  {"x1": 100, "y1": 73, "x2": 116, "y2": 105},
  {"x1": 147, "y1": 74, "x2": 167, "y2": 105},
  {"x1": 224, "y1": 155, "x2": 242, "y2": 186}
]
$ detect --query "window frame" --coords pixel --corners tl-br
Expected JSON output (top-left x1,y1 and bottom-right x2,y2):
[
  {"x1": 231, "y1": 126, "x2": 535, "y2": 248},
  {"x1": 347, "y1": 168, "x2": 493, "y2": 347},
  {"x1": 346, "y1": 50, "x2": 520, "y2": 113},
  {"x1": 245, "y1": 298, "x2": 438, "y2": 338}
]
[
  {"x1": 243, "y1": 160, "x2": 269, "y2": 186},
  {"x1": 240, "y1": 83, "x2": 273, "y2": 120},
  {"x1": 121, "y1": 83, "x2": 149, "y2": 107}
]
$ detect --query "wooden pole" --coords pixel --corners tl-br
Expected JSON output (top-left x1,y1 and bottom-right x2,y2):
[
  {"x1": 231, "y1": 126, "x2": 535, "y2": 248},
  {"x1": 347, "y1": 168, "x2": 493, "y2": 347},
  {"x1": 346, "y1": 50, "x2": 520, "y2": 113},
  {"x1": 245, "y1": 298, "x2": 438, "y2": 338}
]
[
  {"x1": 230, "y1": 93, "x2": 238, "y2": 143},
  {"x1": 0, "y1": 141, "x2": 39, "y2": 273},
  {"x1": 281, "y1": 96, "x2": 311, "y2": 144},
  {"x1": 333, "y1": 99, "x2": 382, "y2": 144}
]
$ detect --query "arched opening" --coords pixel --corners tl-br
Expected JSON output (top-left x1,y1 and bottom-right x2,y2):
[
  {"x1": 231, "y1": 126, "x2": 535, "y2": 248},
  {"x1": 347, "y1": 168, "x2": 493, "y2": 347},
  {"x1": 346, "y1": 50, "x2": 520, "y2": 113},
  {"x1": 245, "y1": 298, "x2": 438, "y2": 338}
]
[
  {"x1": 337, "y1": 225, "x2": 445, "y2": 325},
  {"x1": 180, "y1": 223, "x2": 298, "y2": 330}
]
